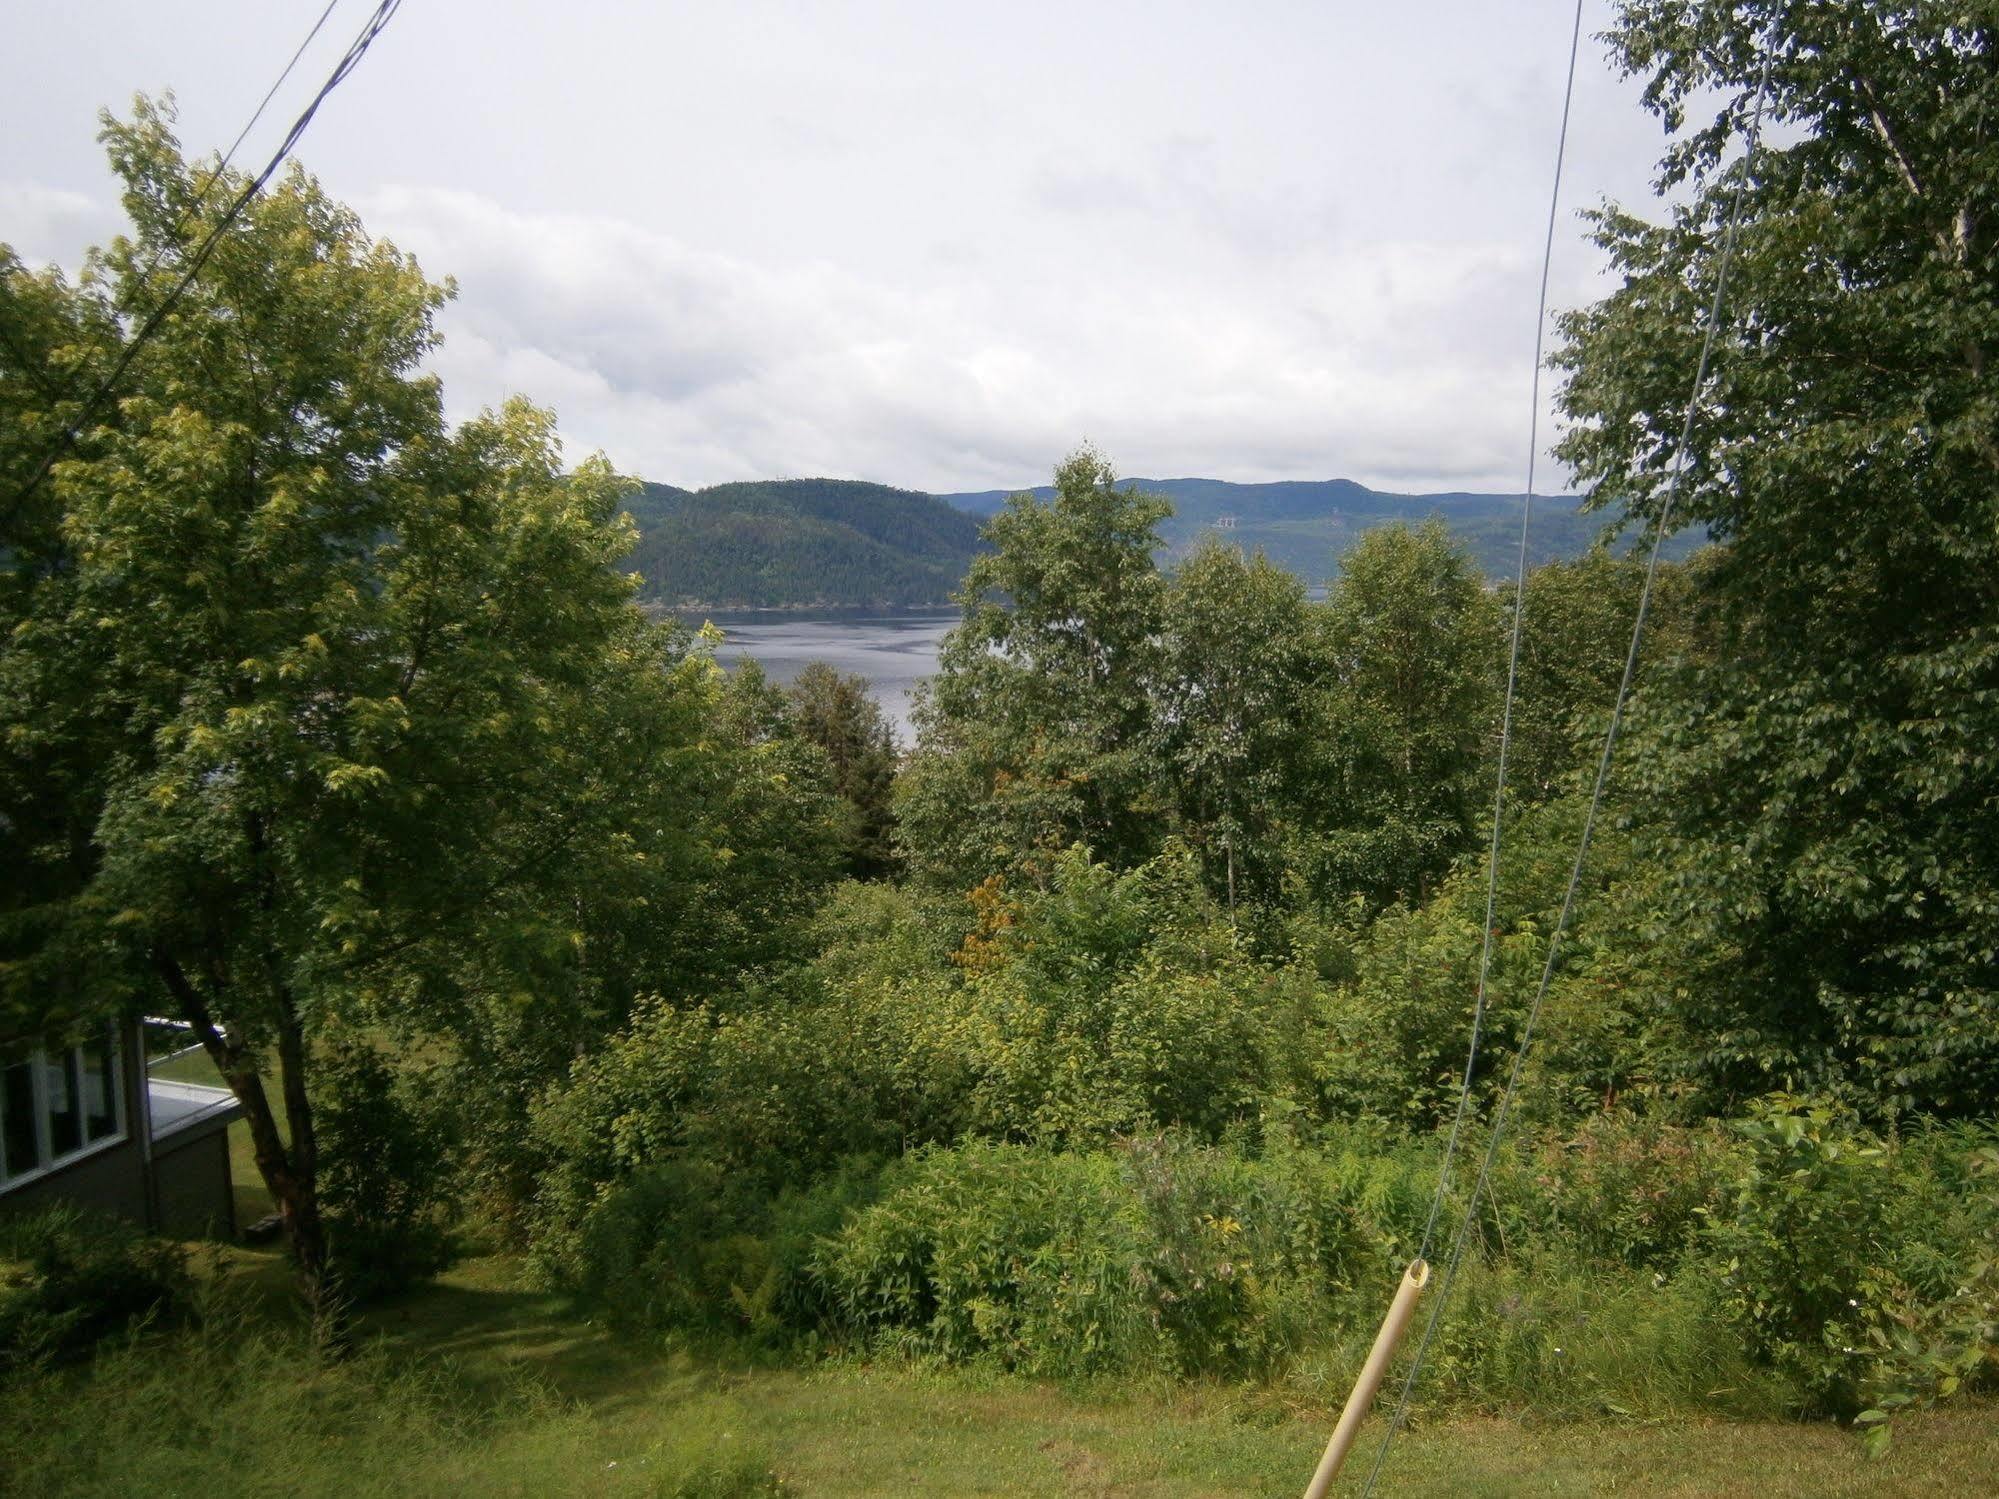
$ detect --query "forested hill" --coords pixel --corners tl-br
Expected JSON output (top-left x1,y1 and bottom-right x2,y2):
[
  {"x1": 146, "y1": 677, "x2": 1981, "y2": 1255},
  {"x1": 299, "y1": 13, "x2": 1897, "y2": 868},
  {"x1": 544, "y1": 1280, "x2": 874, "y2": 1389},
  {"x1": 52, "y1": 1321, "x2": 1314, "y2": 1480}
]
[
  {"x1": 621, "y1": 479, "x2": 987, "y2": 607},
  {"x1": 936, "y1": 476, "x2": 1619, "y2": 582},
  {"x1": 620, "y1": 473, "x2": 1660, "y2": 608}
]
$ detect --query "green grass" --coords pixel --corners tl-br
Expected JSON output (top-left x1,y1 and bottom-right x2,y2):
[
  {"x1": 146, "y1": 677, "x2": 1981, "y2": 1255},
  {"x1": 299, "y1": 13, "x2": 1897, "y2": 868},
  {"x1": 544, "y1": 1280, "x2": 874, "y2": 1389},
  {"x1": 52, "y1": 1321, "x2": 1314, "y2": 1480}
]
[{"x1": 4, "y1": 1246, "x2": 1994, "y2": 1497}]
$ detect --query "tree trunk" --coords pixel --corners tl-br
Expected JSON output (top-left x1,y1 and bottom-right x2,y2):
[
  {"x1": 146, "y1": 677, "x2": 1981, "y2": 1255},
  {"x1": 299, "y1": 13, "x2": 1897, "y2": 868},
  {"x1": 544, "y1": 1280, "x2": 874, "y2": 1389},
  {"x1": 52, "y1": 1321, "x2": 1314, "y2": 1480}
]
[{"x1": 152, "y1": 952, "x2": 340, "y2": 1332}]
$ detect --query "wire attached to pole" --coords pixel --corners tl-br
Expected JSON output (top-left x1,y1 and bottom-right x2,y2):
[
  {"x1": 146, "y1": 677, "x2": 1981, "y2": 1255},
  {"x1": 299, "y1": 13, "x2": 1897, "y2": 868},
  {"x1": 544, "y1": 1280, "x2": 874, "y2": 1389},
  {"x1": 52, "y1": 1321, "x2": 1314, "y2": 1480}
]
[{"x1": 1356, "y1": 27, "x2": 1781, "y2": 1498}]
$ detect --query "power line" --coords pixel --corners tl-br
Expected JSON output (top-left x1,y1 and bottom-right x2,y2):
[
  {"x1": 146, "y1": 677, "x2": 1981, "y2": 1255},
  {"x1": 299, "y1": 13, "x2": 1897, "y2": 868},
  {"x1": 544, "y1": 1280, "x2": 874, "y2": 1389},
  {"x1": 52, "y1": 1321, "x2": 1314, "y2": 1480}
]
[
  {"x1": 1357, "y1": 27, "x2": 1780, "y2": 1498},
  {"x1": 1412, "y1": 0, "x2": 1585, "y2": 1276},
  {"x1": 5, "y1": 0, "x2": 401, "y2": 525},
  {"x1": 122, "y1": 0, "x2": 346, "y2": 308}
]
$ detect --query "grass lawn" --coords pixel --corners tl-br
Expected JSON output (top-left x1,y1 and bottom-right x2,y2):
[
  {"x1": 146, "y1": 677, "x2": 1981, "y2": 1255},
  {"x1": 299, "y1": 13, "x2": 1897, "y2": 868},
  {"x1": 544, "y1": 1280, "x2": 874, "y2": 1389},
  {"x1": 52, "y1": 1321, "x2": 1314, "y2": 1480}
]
[
  {"x1": 338, "y1": 1253, "x2": 1998, "y2": 1497},
  {"x1": 8, "y1": 1240, "x2": 1994, "y2": 1497}
]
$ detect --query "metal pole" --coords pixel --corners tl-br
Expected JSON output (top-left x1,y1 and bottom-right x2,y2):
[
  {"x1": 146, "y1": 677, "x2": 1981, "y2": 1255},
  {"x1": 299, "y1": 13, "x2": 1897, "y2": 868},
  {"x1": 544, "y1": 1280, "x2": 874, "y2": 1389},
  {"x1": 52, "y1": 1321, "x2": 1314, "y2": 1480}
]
[{"x1": 1302, "y1": 1258, "x2": 1431, "y2": 1499}]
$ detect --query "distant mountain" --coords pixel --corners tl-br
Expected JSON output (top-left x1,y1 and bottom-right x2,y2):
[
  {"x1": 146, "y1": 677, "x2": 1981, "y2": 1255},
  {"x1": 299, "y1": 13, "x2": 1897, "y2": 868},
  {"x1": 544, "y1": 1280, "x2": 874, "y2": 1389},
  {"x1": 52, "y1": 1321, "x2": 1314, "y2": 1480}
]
[
  {"x1": 621, "y1": 473, "x2": 1673, "y2": 610},
  {"x1": 935, "y1": 477, "x2": 1636, "y2": 584},
  {"x1": 621, "y1": 479, "x2": 987, "y2": 608}
]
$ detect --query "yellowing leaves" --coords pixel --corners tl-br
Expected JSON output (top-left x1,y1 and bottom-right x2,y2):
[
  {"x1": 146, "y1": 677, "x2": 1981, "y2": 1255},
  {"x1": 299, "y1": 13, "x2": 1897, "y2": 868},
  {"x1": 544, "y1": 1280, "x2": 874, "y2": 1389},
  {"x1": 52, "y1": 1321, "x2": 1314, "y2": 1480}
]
[{"x1": 324, "y1": 762, "x2": 390, "y2": 795}]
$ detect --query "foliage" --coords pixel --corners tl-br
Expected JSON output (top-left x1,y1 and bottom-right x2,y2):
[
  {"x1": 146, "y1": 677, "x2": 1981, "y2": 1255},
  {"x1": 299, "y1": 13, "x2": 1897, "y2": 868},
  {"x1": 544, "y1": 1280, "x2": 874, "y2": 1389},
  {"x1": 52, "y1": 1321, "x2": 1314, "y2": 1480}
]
[
  {"x1": 1557, "y1": 3, "x2": 1999, "y2": 1117},
  {"x1": 1503, "y1": 550, "x2": 1705, "y2": 806},
  {"x1": 530, "y1": 845, "x2": 1320, "y2": 1264},
  {"x1": 899, "y1": 448, "x2": 1171, "y2": 887},
  {"x1": 312, "y1": 1044, "x2": 458, "y2": 1301},
  {"x1": 0, "y1": 1205, "x2": 190, "y2": 1371},
  {"x1": 625, "y1": 477, "x2": 982, "y2": 608},
  {"x1": 1705, "y1": 1098, "x2": 1999, "y2": 1424},
  {"x1": 784, "y1": 662, "x2": 899, "y2": 878},
  {"x1": 1297, "y1": 520, "x2": 1499, "y2": 907},
  {"x1": 1154, "y1": 540, "x2": 1320, "y2": 909},
  {"x1": 0, "y1": 103, "x2": 844, "y2": 1306},
  {"x1": 538, "y1": 1154, "x2": 882, "y2": 1344},
  {"x1": 813, "y1": 1134, "x2": 1381, "y2": 1378}
]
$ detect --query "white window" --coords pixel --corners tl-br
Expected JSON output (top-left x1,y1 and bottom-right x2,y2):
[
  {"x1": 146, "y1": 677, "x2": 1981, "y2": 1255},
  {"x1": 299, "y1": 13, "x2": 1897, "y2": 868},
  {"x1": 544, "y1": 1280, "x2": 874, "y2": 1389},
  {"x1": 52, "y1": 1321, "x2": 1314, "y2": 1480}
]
[{"x1": 0, "y1": 1029, "x2": 125, "y2": 1192}]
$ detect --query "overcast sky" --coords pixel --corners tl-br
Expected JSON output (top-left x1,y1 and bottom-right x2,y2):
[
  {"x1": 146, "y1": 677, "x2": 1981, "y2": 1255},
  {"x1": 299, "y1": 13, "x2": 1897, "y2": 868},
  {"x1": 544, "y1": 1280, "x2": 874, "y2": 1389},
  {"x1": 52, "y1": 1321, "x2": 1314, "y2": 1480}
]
[{"x1": 3, "y1": 1, "x2": 1677, "y2": 494}]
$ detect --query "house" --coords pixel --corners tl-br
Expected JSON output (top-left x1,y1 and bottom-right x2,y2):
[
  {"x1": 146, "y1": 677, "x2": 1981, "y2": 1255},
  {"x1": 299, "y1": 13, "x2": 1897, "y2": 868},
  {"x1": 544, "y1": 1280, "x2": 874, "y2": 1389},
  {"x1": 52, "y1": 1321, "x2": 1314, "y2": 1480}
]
[{"x1": 0, "y1": 1016, "x2": 244, "y2": 1238}]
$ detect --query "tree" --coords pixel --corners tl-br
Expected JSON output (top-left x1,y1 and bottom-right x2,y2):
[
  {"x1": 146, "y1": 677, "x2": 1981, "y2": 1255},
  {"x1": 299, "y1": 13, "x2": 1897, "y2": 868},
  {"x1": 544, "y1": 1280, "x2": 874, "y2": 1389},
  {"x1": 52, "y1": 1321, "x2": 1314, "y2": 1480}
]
[
  {"x1": 1154, "y1": 539, "x2": 1319, "y2": 912},
  {"x1": 785, "y1": 662, "x2": 899, "y2": 878},
  {"x1": 1301, "y1": 520, "x2": 1500, "y2": 907},
  {"x1": 897, "y1": 448, "x2": 1170, "y2": 889},
  {"x1": 0, "y1": 103, "x2": 804, "y2": 1308},
  {"x1": 1555, "y1": 6, "x2": 1999, "y2": 1114},
  {"x1": 1503, "y1": 549, "x2": 1706, "y2": 806}
]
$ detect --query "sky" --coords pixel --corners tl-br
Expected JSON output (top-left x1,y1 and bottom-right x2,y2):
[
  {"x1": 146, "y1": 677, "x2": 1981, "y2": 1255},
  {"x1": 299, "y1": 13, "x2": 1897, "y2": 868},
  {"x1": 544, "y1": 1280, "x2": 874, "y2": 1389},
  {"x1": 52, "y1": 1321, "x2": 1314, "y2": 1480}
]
[{"x1": 2, "y1": 1, "x2": 1678, "y2": 495}]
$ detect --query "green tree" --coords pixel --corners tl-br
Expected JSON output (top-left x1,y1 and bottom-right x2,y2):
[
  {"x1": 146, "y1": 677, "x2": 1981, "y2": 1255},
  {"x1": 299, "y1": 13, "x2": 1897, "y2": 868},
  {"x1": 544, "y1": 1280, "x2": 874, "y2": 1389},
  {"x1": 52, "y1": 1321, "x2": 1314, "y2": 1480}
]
[
  {"x1": 897, "y1": 448, "x2": 1170, "y2": 889},
  {"x1": 0, "y1": 104, "x2": 796, "y2": 1307},
  {"x1": 1155, "y1": 540, "x2": 1319, "y2": 912},
  {"x1": 1555, "y1": 4, "x2": 1999, "y2": 1114},
  {"x1": 785, "y1": 662, "x2": 899, "y2": 878},
  {"x1": 1504, "y1": 550, "x2": 1705, "y2": 806},
  {"x1": 1301, "y1": 520, "x2": 1499, "y2": 906}
]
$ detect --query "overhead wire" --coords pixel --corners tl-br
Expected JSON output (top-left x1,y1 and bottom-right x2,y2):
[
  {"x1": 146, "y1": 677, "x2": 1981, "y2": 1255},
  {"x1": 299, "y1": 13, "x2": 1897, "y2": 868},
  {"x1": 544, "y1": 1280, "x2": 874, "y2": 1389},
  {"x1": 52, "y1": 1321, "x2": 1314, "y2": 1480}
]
[
  {"x1": 1357, "y1": 25, "x2": 1781, "y2": 1497},
  {"x1": 119, "y1": 0, "x2": 346, "y2": 311},
  {"x1": 1413, "y1": 0, "x2": 1586, "y2": 1274},
  {"x1": 4, "y1": 0, "x2": 402, "y2": 525}
]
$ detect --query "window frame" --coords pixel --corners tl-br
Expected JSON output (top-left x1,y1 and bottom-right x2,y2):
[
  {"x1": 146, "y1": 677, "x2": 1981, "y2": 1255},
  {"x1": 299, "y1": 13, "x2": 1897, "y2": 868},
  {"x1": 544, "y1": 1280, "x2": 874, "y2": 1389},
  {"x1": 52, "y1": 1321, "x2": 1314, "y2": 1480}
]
[{"x1": 0, "y1": 1028, "x2": 127, "y2": 1194}]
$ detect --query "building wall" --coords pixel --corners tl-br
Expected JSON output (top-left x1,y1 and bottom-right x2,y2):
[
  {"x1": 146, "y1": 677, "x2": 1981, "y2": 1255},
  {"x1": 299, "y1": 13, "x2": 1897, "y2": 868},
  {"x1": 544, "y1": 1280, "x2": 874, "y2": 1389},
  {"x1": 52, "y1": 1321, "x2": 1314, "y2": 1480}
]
[
  {"x1": 1, "y1": 1021, "x2": 239, "y2": 1242},
  {"x1": 153, "y1": 1129, "x2": 235, "y2": 1240},
  {"x1": 0, "y1": 1131, "x2": 150, "y2": 1225},
  {"x1": 0, "y1": 1019, "x2": 152, "y2": 1229}
]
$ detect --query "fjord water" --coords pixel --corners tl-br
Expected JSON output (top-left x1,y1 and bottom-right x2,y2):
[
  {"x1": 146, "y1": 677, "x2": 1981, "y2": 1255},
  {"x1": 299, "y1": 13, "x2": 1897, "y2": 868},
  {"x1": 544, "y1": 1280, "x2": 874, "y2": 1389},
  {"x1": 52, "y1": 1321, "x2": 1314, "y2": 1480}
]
[{"x1": 686, "y1": 607, "x2": 955, "y2": 745}]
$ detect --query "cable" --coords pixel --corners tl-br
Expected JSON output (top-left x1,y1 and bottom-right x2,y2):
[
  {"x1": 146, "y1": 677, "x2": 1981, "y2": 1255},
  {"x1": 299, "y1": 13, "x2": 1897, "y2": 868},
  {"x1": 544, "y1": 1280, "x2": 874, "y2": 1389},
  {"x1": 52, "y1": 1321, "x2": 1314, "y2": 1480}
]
[
  {"x1": 5, "y1": 0, "x2": 401, "y2": 525},
  {"x1": 1413, "y1": 0, "x2": 1585, "y2": 1271},
  {"x1": 122, "y1": 1, "x2": 346, "y2": 307},
  {"x1": 1358, "y1": 29, "x2": 1780, "y2": 1497}
]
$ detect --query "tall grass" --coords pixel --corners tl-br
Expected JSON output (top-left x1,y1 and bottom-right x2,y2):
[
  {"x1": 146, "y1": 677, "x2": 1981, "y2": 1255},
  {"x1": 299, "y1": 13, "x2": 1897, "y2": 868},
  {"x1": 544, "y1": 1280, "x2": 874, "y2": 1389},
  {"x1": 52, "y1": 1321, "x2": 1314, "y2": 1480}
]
[{"x1": 0, "y1": 1307, "x2": 783, "y2": 1499}]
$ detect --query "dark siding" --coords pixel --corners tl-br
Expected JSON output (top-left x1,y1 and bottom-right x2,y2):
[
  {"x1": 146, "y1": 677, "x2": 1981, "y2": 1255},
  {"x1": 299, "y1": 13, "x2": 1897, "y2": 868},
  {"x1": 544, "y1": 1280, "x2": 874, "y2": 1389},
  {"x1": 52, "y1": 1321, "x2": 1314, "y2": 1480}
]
[
  {"x1": 0, "y1": 1133, "x2": 150, "y2": 1224},
  {"x1": 153, "y1": 1130, "x2": 235, "y2": 1240}
]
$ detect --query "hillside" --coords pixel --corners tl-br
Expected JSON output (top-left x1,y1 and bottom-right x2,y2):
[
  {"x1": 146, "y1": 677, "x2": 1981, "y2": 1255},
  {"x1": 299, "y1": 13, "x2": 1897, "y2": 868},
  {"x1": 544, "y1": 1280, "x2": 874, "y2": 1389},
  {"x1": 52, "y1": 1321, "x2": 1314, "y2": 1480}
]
[
  {"x1": 621, "y1": 473, "x2": 1685, "y2": 609},
  {"x1": 621, "y1": 478, "x2": 986, "y2": 608},
  {"x1": 937, "y1": 476, "x2": 1640, "y2": 583}
]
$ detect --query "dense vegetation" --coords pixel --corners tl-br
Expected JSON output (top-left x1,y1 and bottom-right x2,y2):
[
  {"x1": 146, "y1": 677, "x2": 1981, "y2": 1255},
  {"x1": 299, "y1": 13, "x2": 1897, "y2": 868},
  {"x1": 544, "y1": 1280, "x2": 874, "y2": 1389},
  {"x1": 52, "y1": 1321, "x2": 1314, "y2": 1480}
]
[
  {"x1": 623, "y1": 473, "x2": 1680, "y2": 609},
  {"x1": 5, "y1": 2, "x2": 1999, "y2": 1489},
  {"x1": 937, "y1": 475, "x2": 1662, "y2": 582},
  {"x1": 621, "y1": 478, "x2": 985, "y2": 608}
]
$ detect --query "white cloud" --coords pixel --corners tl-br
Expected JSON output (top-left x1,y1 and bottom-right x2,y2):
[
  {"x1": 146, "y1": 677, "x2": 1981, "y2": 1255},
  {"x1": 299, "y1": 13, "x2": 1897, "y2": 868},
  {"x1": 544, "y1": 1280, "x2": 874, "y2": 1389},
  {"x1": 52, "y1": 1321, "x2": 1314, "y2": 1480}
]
[
  {"x1": 360, "y1": 184, "x2": 1571, "y2": 495},
  {"x1": 6, "y1": 0, "x2": 1677, "y2": 496},
  {"x1": 0, "y1": 182, "x2": 117, "y2": 271}
]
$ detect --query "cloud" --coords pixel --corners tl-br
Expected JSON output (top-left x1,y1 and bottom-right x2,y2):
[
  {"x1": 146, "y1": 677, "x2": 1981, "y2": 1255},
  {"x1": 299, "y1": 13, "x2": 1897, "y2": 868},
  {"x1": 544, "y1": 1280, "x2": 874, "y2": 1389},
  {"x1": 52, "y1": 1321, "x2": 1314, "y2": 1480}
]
[
  {"x1": 0, "y1": 182, "x2": 118, "y2": 271},
  {"x1": 359, "y1": 183, "x2": 1570, "y2": 495}
]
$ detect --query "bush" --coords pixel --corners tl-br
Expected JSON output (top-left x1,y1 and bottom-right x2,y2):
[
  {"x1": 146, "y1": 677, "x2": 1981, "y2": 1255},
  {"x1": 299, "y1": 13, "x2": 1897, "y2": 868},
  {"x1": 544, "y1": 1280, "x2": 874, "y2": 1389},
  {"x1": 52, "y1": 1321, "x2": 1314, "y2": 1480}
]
[
  {"x1": 313, "y1": 1044, "x2": 458, "y2": 1301},
  {"x1": 1703, "y1": 1096, "x2": 1896, "y2": 1416},
  {"x1": 0, "y1": 1205, "x2": 190, "y2": 1371},
  {"x1": 538, "y1": 1152, "x2": 885, "y2": 1341},
  {"x1": 814, "y1": 1132, "x2": 1419, "y2": 1378},
  {"x1": 1514, "y1": 1110, "x2": 1741, "y2": 1270}
]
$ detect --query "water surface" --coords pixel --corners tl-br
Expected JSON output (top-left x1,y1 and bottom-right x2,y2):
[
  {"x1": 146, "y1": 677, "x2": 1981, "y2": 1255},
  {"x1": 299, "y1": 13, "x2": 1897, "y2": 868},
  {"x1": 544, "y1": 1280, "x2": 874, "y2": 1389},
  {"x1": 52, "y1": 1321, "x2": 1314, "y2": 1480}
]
[{"x1": 683, "y1": 607, "x2": 956, "y2": 745}]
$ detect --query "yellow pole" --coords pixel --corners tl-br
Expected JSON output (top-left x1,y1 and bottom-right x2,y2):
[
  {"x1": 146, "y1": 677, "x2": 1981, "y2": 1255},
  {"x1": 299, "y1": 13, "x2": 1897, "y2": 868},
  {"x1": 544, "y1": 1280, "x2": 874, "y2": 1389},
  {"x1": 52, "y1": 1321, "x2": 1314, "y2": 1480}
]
[{"x1": 1301, "y1": 1257, "x2": 1431, "y2": 1499}]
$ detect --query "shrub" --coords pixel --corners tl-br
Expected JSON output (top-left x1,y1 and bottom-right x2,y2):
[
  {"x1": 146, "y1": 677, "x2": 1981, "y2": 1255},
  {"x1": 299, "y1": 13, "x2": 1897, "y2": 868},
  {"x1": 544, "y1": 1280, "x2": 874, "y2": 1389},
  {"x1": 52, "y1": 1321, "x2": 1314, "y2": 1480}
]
[
  {"x1": 1516, "y1": 1110, "x2": 1741, "y2": 1269},
  {"x1": 1706, "y1": 1095, "x2": 1907, "y2": 1417},
  {"x1": 813, "y1": 1132, "x2": 1418, "y2": 1378},
  {"x1": 313, "y1": 1044, "x2": 458, "y2": 1301},
  {"x1": 539, "y1": 1152, "x2": 886, "y2": 1341},
  {"x1": 0, "y1": 1205, "x2": 190, "y2": 1371}
]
